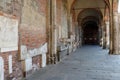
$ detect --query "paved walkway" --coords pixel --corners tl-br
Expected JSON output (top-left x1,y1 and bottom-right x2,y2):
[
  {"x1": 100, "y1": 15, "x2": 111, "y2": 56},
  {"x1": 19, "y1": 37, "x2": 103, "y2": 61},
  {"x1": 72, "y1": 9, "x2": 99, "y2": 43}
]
[{"x1": 27, "y1": 45, "x2": 120, "y2": 80}]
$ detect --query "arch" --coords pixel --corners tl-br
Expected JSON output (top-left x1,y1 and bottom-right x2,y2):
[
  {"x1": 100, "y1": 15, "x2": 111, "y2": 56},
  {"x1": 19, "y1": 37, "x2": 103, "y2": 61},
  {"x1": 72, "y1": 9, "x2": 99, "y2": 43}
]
[
  {"x1": 81, "y1": 16, "x2": 99, "y2": 27},
  {"x1": 69, "y1": 0, "x2": 110, "y2": 46},
  {"x1": 70, "y1": 0, "x2": 110, "y2": 12},
  {"x1": 77, "y1": 8, "x2": 103, "y2": 22}
]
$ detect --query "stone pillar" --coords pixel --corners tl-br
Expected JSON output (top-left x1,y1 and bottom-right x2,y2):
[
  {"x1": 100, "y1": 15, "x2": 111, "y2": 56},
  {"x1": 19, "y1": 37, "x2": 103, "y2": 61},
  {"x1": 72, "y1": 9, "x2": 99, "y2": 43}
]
[
  {"x1": 98, "y1": 26, "x2": 102, "y2": 46},
  {"x1": 118, "y1": 14, "x2": 120, "y2": 53},
  {"x1": 67, "y1": 20, "x2": 74, "y2": 54},
  {"x1": 109, "y1": 0, "x2": 119, "y2": 54},
  {"x1": 100, "y1": 23, "x2": 105, "y2": 48},
  {"x1": 72, "y1": 22, "x2": 78, "y2": 51},
  {"x1": 118, "y1": 14, "x2": 120, "y2": 54},
  {"x1": 47, "y1": 0, "x2": 58, "y2": 64},
  {"x1": 67, "y1": 13, "x2": 73, "y2": 54},
  {"x1": 46, "y1": 0, "x2": 52, "y2": 64},
  {"x1": 75, "y1": 22, "x2": 79, "y2": 43},
  {"x1": 102, "y1": 23, "x2": 107, "y2": 49},
  {"x1": 113, "y1": 12, "x2": 119, "y2": 54},
  {"x1": 105, "y1": 21, "x2": 110, "y2": 48},
  {"x1": 51, "y1": 0, "x2": 58, "y2": 64},
  {"x1": 67, "y1": 13, "x2": 71, "y2": 38},
  {"x1": 79, "y1": 26, "x2": 82, "y2": 47},
  {"x1": 109, "y1": 0, "x2": 114, "y2": 54}
]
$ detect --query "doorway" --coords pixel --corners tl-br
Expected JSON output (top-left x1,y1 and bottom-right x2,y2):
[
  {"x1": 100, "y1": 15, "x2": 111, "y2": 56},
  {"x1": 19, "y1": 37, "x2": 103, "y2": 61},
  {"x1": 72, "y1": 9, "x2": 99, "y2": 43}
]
[{"x1": 83, "y1": 21, "x2": 99, "y2": 45}]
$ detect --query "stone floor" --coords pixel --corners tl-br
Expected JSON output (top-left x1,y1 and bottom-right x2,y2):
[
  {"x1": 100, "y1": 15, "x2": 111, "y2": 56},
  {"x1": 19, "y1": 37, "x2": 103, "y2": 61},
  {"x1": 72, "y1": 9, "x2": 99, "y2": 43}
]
[{"x1": 26, "y1": 45, "x2": 120, "y2": 80}]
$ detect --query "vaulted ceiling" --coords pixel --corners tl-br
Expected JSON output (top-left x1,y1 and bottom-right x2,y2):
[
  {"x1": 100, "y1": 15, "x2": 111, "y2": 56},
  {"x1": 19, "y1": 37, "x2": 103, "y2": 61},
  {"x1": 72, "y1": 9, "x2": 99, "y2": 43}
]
[
  {"x1": 68, "y1": 0, "x2": 110, "y2": 10},
  {"x1": 68, "y1": 0, "x2": 110, "y2": 26},
  {"x1": 78, "y1": 9, "x2": 102, "y2": 26},
  {"x1": 73, "y1": 0, "x2": 106, "y2": 9}
]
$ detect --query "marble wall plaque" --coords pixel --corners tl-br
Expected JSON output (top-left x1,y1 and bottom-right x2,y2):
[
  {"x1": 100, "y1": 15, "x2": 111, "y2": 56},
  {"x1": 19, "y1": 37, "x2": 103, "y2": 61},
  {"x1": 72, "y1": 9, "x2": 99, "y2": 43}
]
[{"x1": 0, "y1": 15, "x2": 18, "y2": 52}]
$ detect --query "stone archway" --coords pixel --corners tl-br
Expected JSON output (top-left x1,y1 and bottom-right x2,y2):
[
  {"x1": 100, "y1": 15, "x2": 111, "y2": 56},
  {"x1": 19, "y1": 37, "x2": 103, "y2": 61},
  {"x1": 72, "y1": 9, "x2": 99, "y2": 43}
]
[
  {"x1": 70, "y1": 0, "x2": 109, "y2": 47},
  {"x1": 77, "y1": 8, "x2": 103, "y2": 46}
]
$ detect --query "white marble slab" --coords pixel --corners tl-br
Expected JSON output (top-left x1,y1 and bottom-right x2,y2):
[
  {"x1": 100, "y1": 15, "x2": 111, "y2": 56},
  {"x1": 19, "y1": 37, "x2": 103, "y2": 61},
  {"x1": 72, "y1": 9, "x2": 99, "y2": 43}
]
[
  {"x1": 0, "y1": 57, "x2": 4, "y2": 80},
  {"x1": 25, "y1": 58, "x2": 32, "y2": 71},
  {"x1": 1, "y1": 47, "x2": 18, "y2": 52},
  {"x1": 21, "y1": 43, "x2": 47, "y2": 60},
  {"x1": 8, "y1": 55, "x2": 12, "y2": 74},
  {"x1": 0, "y1": 15, "x2": 18, "y2": 52},
  {"x1": 42, "y1": 53, "x2": 46, "y2": 67}
]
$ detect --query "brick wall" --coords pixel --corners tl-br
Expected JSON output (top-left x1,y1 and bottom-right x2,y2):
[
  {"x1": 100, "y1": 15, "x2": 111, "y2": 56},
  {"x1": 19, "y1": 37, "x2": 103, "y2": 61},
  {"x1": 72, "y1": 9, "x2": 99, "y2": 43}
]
[
  {"x1": 0, "y1": 0, "x2": 23, "y2": 80},
  {"x1": 0, "y1": 0, "x2": 75, "y2": 79},
  {"x1": 0, "y1": 0, "x2": 47, "y2": 79},
  {"x1": 0, "y1": 51, "x2": 23, "y2": 80},
  {"x1": 20, "y1": 0, "x2": 47, "y2": 49}
]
